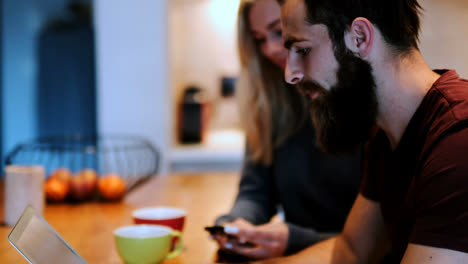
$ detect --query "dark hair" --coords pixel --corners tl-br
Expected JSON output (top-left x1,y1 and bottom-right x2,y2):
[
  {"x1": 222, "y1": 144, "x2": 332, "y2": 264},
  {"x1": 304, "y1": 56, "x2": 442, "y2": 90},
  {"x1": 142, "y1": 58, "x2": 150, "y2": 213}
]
[{"x1": 283, "y1": 0, "x2": 423, "y2": 55}]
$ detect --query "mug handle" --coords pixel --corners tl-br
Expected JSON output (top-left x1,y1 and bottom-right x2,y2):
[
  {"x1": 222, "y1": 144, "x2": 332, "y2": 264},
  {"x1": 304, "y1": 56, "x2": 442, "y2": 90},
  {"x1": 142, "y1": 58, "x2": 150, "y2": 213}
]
[{"x1": 165, "y1": 230, "x2": 183, "y2": 260}]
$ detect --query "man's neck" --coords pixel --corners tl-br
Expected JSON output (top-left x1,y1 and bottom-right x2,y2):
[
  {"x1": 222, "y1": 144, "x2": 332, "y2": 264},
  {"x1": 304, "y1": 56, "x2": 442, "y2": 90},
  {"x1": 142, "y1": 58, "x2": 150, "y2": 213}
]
[{"x1": 373, "y1": 50, "x2": 441, "y2": 149}]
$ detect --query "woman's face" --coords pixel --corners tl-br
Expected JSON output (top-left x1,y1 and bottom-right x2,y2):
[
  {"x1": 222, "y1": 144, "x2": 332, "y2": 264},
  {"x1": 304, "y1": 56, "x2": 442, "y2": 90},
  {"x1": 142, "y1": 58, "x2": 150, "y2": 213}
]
[{"x1": 248, "y1": 0, "x2": 287, "y2": 69}]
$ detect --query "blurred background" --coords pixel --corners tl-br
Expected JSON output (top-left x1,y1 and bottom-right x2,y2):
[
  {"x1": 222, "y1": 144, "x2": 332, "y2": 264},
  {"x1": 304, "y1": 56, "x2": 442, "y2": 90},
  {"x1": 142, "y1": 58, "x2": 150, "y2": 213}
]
[{"x1": 0, "y1": 0, "x2": 467, "y2": 176}]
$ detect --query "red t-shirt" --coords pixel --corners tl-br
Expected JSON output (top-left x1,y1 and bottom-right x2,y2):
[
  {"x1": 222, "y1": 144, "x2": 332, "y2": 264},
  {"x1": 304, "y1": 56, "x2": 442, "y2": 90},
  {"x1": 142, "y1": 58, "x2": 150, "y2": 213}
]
[{"x1": 361, "y1": 70, "x2": 468, "y2": 261}]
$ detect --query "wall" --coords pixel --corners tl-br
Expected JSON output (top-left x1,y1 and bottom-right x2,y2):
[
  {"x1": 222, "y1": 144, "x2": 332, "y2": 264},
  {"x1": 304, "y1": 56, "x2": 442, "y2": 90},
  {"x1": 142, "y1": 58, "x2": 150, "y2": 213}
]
[
  {"x1": 94, "y1": 0, "x2": 171, "y2": 173},
  {"x1": 0, "y1": 0, "x2": 3, "y2": 166},
  {"x1": 420, "y1": 0, "x2": 468, "y2": 77},
  {"x1": 2, "y1": 0, "x2": 40, "y2": 160},
  {"x1": 1, "y1": 0, "x2": 77, "y2": 164},
  {"x1": 169, "y1": 0, "x2": 241, "y2": 139}
]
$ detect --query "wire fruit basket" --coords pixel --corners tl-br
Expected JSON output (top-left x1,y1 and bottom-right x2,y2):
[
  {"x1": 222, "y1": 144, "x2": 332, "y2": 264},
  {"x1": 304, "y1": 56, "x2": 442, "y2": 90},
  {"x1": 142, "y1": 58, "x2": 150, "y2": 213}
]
[{"x1": 5, "y1": 134, "x2": 160, "y2": 202}]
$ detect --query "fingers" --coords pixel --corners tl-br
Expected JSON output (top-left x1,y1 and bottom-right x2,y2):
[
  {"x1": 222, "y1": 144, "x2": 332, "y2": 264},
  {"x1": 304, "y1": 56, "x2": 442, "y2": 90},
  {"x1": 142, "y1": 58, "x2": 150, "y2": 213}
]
[
  {"x1": 212, "y1": 219, "x2": 248, "y2": 249},
  {"x1": 223, "y1": 219, "x2": 253, "y2": 244},
  {"x1": 226, "y1": 225, "x2": 273, "y2": 246},
  {"x1": 225, "y1": 219, "x2": 256, "y2": 243},
  {"x1": 230, "y1": 242, "x2": 269, "y2": 259},
  {"x1": 215, "y1": 219, "x2": 282, "y2": 252},
  {"x1": 215, "y1": 234, "x2": 251, "y2": 251},
  {"x1": 226, "y1": 218, "x2": 253, "y2": 235},
  {"x1": 211, "y1": 233, "x2": 231, "y2": 250},
  {"x1": 225, "y1": 222, "x2": 289, "y2": 259}
]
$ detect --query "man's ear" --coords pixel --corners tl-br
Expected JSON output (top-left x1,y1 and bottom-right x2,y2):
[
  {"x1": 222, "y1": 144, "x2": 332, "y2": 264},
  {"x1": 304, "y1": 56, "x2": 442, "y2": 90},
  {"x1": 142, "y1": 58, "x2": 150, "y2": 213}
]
[{"x1": 344, "y1": 17, "x2": 374, "y2": 57}]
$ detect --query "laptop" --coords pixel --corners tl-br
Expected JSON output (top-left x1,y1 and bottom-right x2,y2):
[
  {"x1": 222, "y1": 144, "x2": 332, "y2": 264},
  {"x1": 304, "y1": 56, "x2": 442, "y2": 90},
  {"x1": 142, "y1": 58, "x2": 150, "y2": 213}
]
[{"x1": 8, "y1": 205, "x2": 87, "y2": 264}]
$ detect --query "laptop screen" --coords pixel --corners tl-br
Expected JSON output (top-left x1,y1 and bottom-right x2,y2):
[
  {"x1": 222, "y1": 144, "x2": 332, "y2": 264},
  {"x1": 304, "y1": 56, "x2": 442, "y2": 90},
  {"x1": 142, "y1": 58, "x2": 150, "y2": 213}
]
[{"x1": 8, "y1": 206, "x2": 86, "y2": 264}]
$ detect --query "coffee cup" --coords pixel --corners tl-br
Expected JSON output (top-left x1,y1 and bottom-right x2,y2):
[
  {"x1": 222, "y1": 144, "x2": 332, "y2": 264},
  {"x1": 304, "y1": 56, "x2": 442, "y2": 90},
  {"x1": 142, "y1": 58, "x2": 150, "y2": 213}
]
[
  {"x1": 114, "y1": 225, "x2": 183, "y2": 264},
  {"x1": 132, "y1": 207, "x2": 186, "y2": 232}
]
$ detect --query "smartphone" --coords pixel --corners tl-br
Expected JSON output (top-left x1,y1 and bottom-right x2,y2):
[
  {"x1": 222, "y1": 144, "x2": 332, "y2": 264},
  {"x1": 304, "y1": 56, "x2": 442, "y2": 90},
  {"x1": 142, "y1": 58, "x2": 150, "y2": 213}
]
[
  {"x1": 205, "y1": 225, "x2": 227, "y2": 236},
  {"x1": 205, "y1": 226, "x2": 254, "y2": 263}
]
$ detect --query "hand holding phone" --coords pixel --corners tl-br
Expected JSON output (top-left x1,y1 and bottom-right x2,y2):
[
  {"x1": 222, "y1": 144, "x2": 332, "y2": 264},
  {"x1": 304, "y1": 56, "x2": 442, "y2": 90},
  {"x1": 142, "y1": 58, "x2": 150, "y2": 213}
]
[
  {"x1": 205, "y1": 226, "x2": 256, "y2": 263},
  {"x1": 207, "y1": 219, "x2": 290, "y2": 260},
  {"x1": 205, "y1": 225, "x2": 256, "y2": 248}
]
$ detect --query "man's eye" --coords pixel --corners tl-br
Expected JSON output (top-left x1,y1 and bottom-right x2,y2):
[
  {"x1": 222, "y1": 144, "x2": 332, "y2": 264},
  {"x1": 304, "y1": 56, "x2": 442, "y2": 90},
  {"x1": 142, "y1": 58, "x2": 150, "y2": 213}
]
[
  {"x1": 273, "y1": 29, "x2": 282, "y2": 38},
  {"x1": 296, "y1": 48, "x2": 310, "y2": 57}
]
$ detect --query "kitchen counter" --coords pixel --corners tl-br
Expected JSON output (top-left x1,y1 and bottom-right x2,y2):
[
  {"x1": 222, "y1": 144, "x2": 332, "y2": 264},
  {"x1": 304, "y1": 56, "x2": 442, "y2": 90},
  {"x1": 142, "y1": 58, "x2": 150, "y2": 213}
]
[{"x1": 0, "y1": 172, "x2": 240, "y2": 263}]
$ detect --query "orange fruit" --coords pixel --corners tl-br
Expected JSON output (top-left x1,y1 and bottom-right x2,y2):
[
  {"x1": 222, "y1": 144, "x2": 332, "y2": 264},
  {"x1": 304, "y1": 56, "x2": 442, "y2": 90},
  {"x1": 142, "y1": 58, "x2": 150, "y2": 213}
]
[
  {"x1": 69, "y1": 169, "x2": 99, "y2": 201},
  {"x1": 76, "y1": 169, "x2": 98, "y2": 187},
  {"x1": 45, "y1": 177, "x2": 69, "y2": 202},
  {"x1": 49, "y1": 168, "x2": 72, "y2": 184},
  {"x1": 98, "y1": 174, "x2": 126, "y2": 201}
]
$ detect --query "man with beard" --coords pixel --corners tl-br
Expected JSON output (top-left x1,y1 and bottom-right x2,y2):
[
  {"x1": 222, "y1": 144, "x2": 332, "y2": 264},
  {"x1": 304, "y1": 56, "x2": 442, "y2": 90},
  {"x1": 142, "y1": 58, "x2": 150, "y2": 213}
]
[{"x1": 222, "y1": 0, "x2": 468, "y2": 263}]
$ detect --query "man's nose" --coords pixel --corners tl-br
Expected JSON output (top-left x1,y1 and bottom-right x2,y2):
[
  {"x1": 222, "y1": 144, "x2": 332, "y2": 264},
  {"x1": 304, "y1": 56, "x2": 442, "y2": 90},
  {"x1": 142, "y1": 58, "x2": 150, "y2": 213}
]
[{"x1": 285, "y1": 59, "x2": 303, "y2": 85}]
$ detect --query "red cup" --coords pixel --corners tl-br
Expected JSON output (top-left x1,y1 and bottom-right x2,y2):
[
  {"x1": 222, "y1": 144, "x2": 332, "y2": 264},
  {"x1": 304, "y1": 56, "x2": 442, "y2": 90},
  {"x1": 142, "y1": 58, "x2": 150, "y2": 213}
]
[{"x1": 132, "y1": 207, "x2": 186, "y2": 232}]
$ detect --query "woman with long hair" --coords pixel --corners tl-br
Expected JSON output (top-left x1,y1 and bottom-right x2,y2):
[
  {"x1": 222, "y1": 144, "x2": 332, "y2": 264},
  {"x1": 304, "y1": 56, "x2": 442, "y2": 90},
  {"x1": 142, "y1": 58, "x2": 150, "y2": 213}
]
[{"x1": 211, "y1": 0, "x2": 362, "y2": 260}]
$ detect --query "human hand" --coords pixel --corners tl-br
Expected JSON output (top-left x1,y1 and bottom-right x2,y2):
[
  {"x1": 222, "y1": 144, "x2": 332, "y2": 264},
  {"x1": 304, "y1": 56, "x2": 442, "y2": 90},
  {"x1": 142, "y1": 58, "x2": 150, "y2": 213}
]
[
  {"x1": 216, "y1": 218, "x2": 289, "y2": 259},
  {"x1": 209, "y1": 218, "x2": 251, "y2": 251}
]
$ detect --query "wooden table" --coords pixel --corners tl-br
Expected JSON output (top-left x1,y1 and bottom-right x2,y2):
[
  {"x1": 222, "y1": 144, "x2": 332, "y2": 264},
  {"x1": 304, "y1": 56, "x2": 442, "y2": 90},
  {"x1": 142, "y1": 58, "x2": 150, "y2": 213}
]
[{"x1": 0, "y1": 173, "x2": 240, "y2": 264}]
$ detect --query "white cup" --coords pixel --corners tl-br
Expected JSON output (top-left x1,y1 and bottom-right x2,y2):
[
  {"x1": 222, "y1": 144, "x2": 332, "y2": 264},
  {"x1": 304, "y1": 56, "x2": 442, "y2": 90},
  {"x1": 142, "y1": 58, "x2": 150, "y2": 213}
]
[{"x1": 4, "y1": 165, "x2": 45, "y2": 226}]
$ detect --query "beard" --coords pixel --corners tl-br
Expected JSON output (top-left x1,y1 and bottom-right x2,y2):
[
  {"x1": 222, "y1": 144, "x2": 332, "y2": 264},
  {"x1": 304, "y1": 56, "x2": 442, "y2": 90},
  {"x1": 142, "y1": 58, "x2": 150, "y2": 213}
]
[{"x1": 297, "y1": 48, "x2": 378, "y2": 155}]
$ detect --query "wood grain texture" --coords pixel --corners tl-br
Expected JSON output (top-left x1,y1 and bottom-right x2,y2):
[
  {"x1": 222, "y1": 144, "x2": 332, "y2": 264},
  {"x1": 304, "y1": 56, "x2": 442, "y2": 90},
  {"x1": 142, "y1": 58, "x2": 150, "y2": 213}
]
[{"x1": 0, "y1": 172, "x2": 239, "y2": 264}]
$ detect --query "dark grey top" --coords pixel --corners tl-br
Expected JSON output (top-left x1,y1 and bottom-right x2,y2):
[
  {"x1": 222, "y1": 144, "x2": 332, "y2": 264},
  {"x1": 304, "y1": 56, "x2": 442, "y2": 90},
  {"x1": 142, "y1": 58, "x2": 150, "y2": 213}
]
[{"x1": 216, "y1": 121, "x2": 362, "y2": 254}]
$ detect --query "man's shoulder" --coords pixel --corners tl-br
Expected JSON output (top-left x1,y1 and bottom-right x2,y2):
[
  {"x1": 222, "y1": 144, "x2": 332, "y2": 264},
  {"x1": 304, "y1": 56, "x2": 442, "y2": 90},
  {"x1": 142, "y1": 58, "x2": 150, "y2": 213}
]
[
  {"x1": 431, "y1": 69, "x2": 468, "y2": 121},
  {"x1": 419, "y1": 70, "x2": 468, "y2": 148}
]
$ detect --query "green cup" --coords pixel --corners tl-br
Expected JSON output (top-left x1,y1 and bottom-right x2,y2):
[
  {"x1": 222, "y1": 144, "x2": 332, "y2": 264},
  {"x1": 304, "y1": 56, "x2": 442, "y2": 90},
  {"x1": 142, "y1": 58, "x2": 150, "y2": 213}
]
[{"x1": 114, "y1": 225, "x2": 183, "y2": 264}]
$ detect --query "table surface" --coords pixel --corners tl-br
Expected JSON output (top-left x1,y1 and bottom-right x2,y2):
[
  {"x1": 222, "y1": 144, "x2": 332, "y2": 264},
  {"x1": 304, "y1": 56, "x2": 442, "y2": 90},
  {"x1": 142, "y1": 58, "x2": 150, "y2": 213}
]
[{"x1": 0, "y1": 172, "x2": 240, "y2": 264}]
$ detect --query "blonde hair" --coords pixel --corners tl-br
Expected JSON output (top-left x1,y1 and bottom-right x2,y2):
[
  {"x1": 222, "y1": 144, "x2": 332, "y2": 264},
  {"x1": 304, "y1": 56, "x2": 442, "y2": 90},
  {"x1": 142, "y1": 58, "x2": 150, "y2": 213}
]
[{"x1": 236, "y1": 0, "x2": 308, "y2": 165}]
